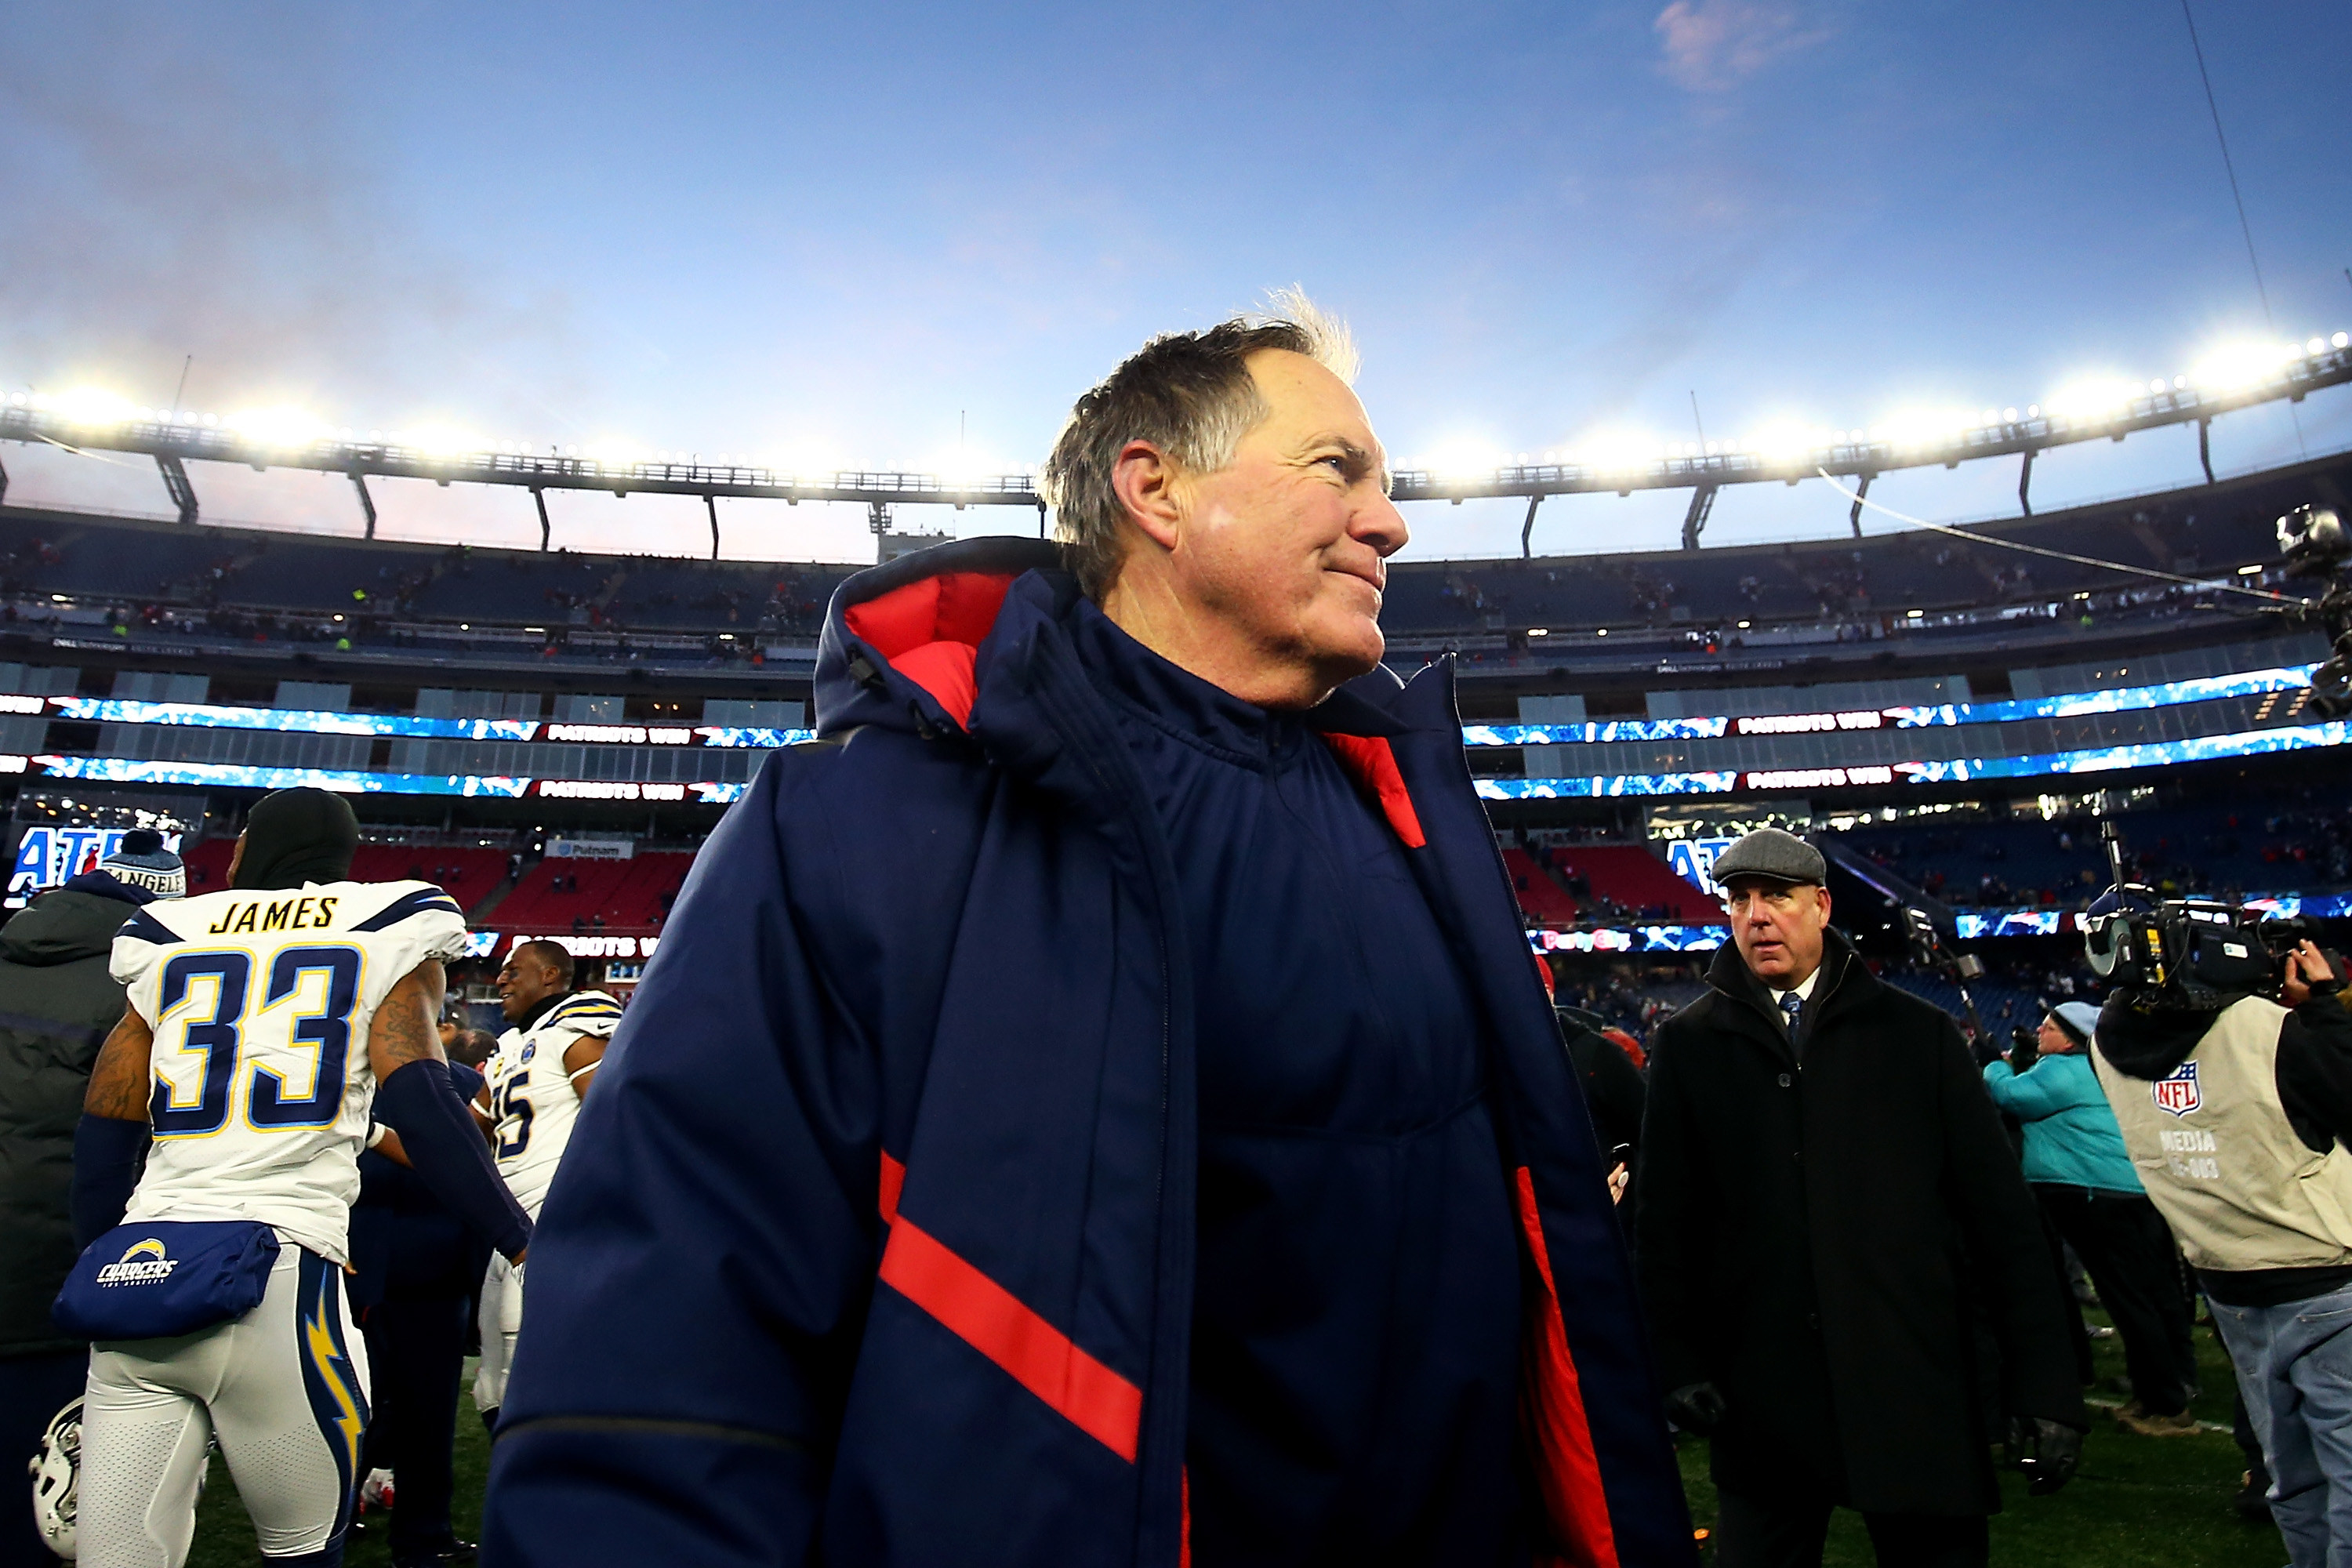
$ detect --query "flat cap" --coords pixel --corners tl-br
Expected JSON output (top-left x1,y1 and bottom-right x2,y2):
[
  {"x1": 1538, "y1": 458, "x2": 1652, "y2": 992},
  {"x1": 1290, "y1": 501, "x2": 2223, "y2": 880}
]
[{"x1": 1711, "y1": 826, "x2": 1826, "y2": 887}]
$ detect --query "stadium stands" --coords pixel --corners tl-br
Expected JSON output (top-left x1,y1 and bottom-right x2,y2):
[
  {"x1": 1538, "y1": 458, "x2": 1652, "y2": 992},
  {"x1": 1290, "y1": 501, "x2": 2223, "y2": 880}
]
[
  {"x1": 171, "y1": 840, "x2": 510, "y2": 912},
  {"x1": 2, "y1": 447, "x2": 2336, "y2": 670},
  {"x1": 486, "y1": 851, "x2": 695, "y2": 937},
  {"x1": 1545, "y1": 845, "x2": 1710, "y2": 923},
  {"x1": 1500, "y1": 848, "x2": 1580, "y2": 925},
  {"x1": 1826, "y1": 796, "x2": 2352, "y2": 907}
]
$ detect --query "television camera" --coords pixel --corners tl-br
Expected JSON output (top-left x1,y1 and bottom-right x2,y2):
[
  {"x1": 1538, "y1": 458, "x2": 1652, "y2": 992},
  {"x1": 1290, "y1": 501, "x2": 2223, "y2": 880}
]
[
  {"x1": 2083, "y1": 809, "x2": 2341, "y2": 1011},
  {"x1": 2278, "y1": 503, "x2": 2352, "y2": 717}
]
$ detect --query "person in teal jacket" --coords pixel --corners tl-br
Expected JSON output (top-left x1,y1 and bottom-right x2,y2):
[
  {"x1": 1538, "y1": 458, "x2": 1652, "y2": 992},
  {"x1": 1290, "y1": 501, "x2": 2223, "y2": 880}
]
[{"x1": 1985, "y1": 1001, "x2": 2200, "y2": 1435}]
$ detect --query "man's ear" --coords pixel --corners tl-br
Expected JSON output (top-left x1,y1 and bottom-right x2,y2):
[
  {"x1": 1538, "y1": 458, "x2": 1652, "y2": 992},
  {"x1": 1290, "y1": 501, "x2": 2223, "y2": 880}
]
[{"x1": 1109, "y1": 439, "x2": 1184, "y2": 554}]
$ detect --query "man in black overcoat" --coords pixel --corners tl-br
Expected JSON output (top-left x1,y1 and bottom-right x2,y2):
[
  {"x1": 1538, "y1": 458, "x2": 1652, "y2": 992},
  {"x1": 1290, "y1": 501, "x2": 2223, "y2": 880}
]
[{"x1": 1635, "y1": 827, "x2": 2087, "y2": 1568}]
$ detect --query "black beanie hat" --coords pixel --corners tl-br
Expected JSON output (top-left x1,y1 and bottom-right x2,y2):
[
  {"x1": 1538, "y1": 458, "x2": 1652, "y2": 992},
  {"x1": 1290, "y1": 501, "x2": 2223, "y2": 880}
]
[{"x1": 233, "y1": 788, "x2": 360, "y2": 891}]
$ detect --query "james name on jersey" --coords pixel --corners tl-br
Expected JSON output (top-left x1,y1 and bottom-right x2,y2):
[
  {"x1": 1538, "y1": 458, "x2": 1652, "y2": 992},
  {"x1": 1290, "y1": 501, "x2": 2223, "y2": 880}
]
[{"x1": 110, "y1": 881, "x2": 470, "y2": 1265}]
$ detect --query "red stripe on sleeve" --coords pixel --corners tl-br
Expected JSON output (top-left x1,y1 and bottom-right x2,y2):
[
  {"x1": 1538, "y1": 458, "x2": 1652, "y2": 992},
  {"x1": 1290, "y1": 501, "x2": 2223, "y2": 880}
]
[
  {"x1": 876, "y1": 1151, "x2": 1143, "y2": 1462},
  {"x1": 1513, "y1": 1165, "x2": 1621, "y2": 1568}
]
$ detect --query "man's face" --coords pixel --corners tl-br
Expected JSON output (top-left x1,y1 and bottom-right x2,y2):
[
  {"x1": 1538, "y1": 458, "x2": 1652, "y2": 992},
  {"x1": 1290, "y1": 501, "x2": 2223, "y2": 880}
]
[
  {"x1": 2038, "y1": 1017, "x2": 2077, "y2": 1054},
  {"x1": 1160, "y1": 350, "x2": 1409, "y2": 705},
  {"x1": 1726, "y1": 877, "x2": 1831, "y2": 988},
  {"x1": 496, "y1": 953, "x2": 565, "y2": 1021}
]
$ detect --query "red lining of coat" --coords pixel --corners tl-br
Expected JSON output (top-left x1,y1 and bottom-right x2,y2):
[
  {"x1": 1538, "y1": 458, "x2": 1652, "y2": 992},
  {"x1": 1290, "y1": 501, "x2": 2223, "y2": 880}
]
[
  {"x1": 1513, "y1": 1164, "x2": 1621, "y2": 1568},
  {"x1": 842, "y1": 572, "x2": 1018, "y2": 728},
  {"x1": 876, "y1": 1151, "x2": 1143, "y2": 1462},
  {"x1": 1318, "y1": 732, "x2": 1428, "y2": 848}
]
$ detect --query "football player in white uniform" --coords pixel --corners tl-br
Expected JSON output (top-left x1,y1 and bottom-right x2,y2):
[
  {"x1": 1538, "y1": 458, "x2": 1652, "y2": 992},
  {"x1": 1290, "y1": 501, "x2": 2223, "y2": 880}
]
[
  {"x1": 469, "y1": 940, "x2": 622, "y2": 1424},
  {"x1": 65, "y1": 790, "x2": 530, "y2": 1568}
]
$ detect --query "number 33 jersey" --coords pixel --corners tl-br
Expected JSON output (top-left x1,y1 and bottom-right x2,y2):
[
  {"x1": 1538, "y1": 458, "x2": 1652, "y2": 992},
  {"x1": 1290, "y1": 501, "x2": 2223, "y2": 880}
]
[{"x1": 111, "y1": 880, "x2": 470, "y2": 1265}]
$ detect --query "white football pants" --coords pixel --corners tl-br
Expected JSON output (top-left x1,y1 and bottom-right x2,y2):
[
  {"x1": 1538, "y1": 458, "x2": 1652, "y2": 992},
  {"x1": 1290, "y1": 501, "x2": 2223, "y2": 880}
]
[
  {"x1": 79, "y1": 1247, "x2": 370, "y2": 1566},
  {"x1": 473, "y1": 1253, "x2": 525, "y2": 1417}
]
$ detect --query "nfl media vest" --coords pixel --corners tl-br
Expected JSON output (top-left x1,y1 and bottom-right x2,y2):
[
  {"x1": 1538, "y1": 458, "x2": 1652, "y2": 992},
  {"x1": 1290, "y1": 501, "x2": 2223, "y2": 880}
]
[{"x1": 2094, "y1": 995, "x2": 2352, "y2": 1272}]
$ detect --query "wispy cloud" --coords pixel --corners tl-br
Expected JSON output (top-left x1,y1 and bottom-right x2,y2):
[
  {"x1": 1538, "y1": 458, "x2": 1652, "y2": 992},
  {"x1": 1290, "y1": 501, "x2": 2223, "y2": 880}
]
[{"x1": 1653, "y1": 1, "x2": 1831, "y2": 92}]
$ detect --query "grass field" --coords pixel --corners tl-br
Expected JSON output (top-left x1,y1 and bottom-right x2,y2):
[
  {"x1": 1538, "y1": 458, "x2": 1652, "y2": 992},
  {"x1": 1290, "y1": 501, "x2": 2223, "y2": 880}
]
[
  {"x1": 176, "y1": 1317, "x2": 2290, "y2": 1566},
  {"x1": 1673, "y1": 1306, "x2": 2289, "y2": 1566},
  {"x1": 184, "y1": 1365, "x2": 492, "y2": 1568}
]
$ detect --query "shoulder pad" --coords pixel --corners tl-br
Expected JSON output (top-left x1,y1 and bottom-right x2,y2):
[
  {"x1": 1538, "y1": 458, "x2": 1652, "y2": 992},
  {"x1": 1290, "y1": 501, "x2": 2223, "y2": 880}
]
[
  {"x1": 540, "y1": 990, "x2": 626, "y2": 1034},
  {"x1": 347, "y1": 880, "x2": 467, "y2": 933}
]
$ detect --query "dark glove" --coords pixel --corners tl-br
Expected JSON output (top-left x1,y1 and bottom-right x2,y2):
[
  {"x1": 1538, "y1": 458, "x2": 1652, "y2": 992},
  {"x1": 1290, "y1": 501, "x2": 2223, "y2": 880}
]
[
  {"x1": 2011, "y1": 1416, "x2": 2083, "y2": 1495},
  {"x1": 1664, "y1": 1381, "x2": 1727, "y2": 1436}
]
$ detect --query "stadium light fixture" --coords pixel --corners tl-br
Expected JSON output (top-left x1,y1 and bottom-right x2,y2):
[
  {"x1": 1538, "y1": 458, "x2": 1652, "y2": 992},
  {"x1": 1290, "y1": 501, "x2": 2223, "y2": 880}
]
[
  {"x1": 2190, "y1": 340, "x2": 2299, "y2": 392},
  {"x1": 54, "y1": 387, "x2": 137, "y2": 426},
  {"x1": 2043, "y1": 379, "x2": 2138, "y2": 423},
  {"x1": 227, "y1": 407, "x2": 332, "y2": 448},
  {"x1": 1742, "y1": 420, "x2": 1820, "y2": 464},
  {"x1": 1425, "y1": 437, "x2": 1508, "y2": 480},
  {"x1": 1878, "y1": 408, "x2": 1971, "y2": 450},
  {"x1": 1570, "y1": 428, "x2": 1661, "y2": 474}
]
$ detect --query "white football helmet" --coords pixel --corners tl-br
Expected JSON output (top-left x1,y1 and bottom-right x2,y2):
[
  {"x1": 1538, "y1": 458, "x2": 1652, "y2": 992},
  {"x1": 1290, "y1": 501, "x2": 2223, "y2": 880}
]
[{"x1": 27, "y1": 1395, "x2": 78, "y2": 1560}]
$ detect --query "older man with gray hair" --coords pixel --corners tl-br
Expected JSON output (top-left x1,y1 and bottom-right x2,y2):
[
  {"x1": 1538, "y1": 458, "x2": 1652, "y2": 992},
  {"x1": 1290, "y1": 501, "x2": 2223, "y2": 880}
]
[{"x1": 483, "y1": 299, "x2": 1693, "y2": 1566}]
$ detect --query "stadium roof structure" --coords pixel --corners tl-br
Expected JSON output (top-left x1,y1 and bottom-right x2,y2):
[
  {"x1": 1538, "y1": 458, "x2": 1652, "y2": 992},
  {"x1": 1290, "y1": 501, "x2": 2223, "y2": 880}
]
[{"x1": 3, "y1": 335, "x2": 2347, "y2": 557}]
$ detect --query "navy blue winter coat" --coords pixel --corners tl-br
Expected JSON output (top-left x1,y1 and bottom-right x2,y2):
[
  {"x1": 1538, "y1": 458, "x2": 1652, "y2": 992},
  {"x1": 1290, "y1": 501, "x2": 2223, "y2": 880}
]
[{"x1": 481, "y1": 539, "x2": 1692, "y2": 1568}]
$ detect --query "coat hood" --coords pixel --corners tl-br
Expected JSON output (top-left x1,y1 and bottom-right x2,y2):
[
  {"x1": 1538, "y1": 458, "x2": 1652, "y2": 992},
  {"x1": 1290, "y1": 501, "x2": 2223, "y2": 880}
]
[
  {"x1": 813, "y1": 536, "x2": 1067, "y2": 741},
  {"x1": 0, "y1": 884, "x2": 142, "y2": 967},
  {"x1": 2093, "y1": 994, "x2": 2214, "y2": 1081}
]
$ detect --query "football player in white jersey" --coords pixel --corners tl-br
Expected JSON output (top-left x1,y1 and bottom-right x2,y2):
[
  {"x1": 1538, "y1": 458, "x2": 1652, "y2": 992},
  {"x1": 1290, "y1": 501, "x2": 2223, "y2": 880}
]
[
  {"x1": 67, "y1": 790, "x2": 531, "y2": 1568},
  {"x1": 469, "y1": 939, "x2": 622, "y2": 1425}
]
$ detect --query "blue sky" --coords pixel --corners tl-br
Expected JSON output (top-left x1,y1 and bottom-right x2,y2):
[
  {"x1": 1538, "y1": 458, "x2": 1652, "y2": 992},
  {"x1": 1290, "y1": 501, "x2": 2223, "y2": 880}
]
[{"x1": 2, "y1": 0, "x2": 2347, "y2": 564}]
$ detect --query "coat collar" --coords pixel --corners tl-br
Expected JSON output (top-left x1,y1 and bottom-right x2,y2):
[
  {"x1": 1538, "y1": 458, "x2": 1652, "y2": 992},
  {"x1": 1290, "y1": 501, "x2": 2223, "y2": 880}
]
[{"x1": 1704, "y1": 927, "x2": 1877, "y2": 1056}]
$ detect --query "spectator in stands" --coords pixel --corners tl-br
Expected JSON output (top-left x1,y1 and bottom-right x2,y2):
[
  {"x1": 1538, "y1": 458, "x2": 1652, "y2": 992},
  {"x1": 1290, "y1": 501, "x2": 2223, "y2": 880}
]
[
  {"x1": 1639, "y1": 827, "x2": 2085, "y2": 1567},
  {"x1": 486, "y1": 299, "x2": 1683, "y2": 1566},
  {"x1": 0, "y1": 831, "x2": 183, "y2": 1568},
  {"x1": 1984, "y1": 1002, "x2": 2199, "y2": 1438}
]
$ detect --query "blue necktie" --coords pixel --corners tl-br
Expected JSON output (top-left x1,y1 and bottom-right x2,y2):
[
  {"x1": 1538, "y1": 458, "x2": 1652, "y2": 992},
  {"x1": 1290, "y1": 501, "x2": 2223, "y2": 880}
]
[{"x1": 1779, "y1": 991, "x2": 1804, "y2": 1044}]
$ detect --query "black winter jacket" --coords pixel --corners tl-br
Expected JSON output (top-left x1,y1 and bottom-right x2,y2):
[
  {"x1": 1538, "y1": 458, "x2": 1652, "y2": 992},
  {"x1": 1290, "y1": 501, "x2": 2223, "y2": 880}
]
[
  {"x1": 1636, "y1": 929, "x2": 2085, "y2": 1515},
  {"x1": 0, "y1": 877, "x2": 144, "y2": 1355},
  {"x1": 1557, "y1": 1006, "x2": 1647, "y2": 1161}
]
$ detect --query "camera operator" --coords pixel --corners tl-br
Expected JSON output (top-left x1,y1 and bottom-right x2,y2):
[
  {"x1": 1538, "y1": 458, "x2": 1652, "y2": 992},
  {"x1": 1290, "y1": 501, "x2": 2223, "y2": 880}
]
[
  {"x1": 2091, "y1": 931, "x2": 2352, "y2": 1567},
  {"x1": 1984, "y1": 1003, "x2": 2198, "y2": 1437}
]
